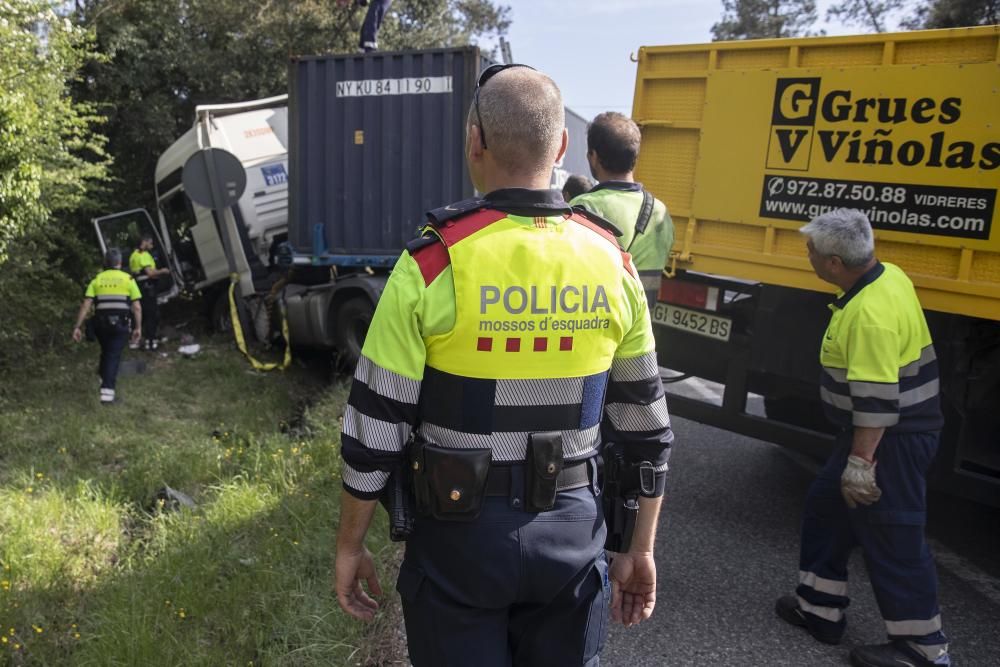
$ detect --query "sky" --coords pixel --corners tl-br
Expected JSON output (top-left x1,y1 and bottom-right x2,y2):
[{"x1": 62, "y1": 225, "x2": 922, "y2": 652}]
[{"x1": 482, "y1": 0, "x2": 903, "y2": 120}]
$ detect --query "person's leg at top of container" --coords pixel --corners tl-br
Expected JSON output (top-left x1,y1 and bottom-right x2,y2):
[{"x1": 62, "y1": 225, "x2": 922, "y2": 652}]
[{"x1": 359, "y1": 0, "x2": 393, "y2": 52}]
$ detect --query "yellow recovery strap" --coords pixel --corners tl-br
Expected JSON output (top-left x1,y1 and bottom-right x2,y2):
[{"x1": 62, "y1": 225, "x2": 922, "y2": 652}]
[{"x1": 228, "y1": 278, "x2": 292, "y2": 371}]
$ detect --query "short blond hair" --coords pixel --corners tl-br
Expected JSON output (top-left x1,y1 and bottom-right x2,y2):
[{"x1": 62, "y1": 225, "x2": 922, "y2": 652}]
[{"x1": 471, "y1": 68, "x2": 565, "y2": 174}]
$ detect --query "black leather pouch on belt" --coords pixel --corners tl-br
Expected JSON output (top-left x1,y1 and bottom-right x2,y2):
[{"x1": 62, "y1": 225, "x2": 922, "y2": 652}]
[
  {"x1": 525, "y1": 432, "x2": 564, "y2": 512},
  {"x1": 411, "y1": 440, "x2": 492, "y2": 521}
]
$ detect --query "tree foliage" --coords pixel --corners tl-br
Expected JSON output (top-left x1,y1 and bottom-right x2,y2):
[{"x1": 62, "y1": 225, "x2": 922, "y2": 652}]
[
  {"x1": 711, "y1": 0, "x2": 819, "y2": 40},
  {"x1": 902, "y1": 0, "x2": 999, "y2": 28},
  {"x1": 74, "y1": 0, "x2": 511, "y2": 214},
  {"x1": 0, "y1": 0, "x2": 109, "y2": 262},
  {"x1": 0, "y1": 0, "x2": 110, "y2": 365},
  {"x1": 827, "y1": 0, "x2": 907, "y2": 32}
]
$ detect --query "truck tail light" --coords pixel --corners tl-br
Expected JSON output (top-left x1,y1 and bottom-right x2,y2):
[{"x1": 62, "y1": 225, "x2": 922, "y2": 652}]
[{"x1": 658, "y1": 278, "x2": 720, "y2": 312}]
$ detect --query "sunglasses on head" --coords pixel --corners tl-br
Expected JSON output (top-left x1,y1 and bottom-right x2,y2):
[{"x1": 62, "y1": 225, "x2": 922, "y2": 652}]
[{"x1": 473, "y1": 63, "x2": 536, "y2": 150}]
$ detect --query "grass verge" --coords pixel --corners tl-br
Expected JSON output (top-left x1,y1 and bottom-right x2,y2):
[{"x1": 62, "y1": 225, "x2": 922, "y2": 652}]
[{"x1": 0, "y1": 338, "x2": 404, "y2": 666}]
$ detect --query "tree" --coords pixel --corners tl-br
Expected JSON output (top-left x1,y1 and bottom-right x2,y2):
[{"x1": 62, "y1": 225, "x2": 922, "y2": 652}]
[
  {"x1": 0, "y1": 0, "x2": 109, "y2": 261},
  {"x1": 826, "y1": 0, "x2": 907, "y2": 32},
  {"x1": 73, "y1": 0, "x2": 511, "y2": 215},
  {"x1": 902, "y1": 0, "x2": 998, "y2": 28},
  {"x1": 0, "y1": 0, "x2": 110, "y2": 364},
  {"x1": 711, "y1": 0, "x2": 819, "y2": 40}
]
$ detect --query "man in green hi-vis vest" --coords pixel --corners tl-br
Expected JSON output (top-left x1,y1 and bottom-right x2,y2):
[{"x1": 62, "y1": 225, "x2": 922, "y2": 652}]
[{"x1": 572, "y1": 112, "x2": 674, "y2": 306}]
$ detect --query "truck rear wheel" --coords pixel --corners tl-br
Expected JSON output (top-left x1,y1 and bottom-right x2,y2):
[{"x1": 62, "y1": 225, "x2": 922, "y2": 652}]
[{"x1": 333, "y1": 296, "x2": 374, "y2": 369}]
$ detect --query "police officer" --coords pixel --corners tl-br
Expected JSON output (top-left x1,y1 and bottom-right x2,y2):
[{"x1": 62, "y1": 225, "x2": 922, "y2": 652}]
[
  {"x1": 334, "y1": 65, "x2": 674, "y2": 665},
  {"x1": 129, "y1": 235, "x2": 168, "y2": 350},
  {"x1": 776, "y1": 209, "x2": 950, "y2": 667},
  {"x1": 570, "y1": 112, "x2": 674, "y2": 306},
  {"x1": 72, "y1": 248, "x2": 142, "y2": 404}
]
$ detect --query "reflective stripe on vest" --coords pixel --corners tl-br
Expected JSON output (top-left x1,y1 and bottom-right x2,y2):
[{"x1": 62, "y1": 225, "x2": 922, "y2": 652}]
[{"x1": 95, "y1": 294, "x2": 130, "y2": 312}]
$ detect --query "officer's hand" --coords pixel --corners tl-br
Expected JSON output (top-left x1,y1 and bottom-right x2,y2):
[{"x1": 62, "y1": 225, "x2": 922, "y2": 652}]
[
  {"x1": 72, "y1": 327, "x2": 83, "y2": 343},
  {"x1": 609, "y1": 551, "x2": 657, "y2": 627},
  {"x1": 130, "y1": 328, "x2": 141, "y2": 345},
  {"x1": 841, "y1": 455, "x2": 882, "y2": 509},
  {"x1": 334, "y1": 547, "x2": 382, "y2": 622}
]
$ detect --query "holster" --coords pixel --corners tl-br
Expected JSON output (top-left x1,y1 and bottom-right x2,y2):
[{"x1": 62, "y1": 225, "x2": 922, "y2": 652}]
[
  {"x1": 378, "y1": 465, "x2": 414, "y2": 542},
  {"x1": 410, "y1": 437, "x2": 492, "y2": 521},
  {"x1": 601, "y1": 443, "x2": 655, "y2": 552},
  {"x1": 525, "y1": 432, "x2": 564, "y2": 512}
]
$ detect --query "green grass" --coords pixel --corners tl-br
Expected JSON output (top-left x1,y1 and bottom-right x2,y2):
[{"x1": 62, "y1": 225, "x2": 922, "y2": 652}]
[{"x1": 0, "y1": 339, "x2": 403, "y2": 666}]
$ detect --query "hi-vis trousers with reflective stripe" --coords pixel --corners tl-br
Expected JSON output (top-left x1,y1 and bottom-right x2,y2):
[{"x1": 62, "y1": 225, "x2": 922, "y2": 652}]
[{"x1": 796, "y1": 430, "x2": 948, "y2": 652}]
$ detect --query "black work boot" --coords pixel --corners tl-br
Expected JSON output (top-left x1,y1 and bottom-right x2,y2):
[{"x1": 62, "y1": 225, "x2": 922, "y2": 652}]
[
  {"x1": 775, "y1": 595, "x2": 845, "y2": 645},
  {"x1": 850, "y1": 641, "x2": 951, "y2": 667}
]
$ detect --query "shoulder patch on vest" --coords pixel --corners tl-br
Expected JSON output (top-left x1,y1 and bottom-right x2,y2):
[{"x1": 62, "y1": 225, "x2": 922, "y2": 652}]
[
  {"x1": 405, "y1": 234, "x2": 438, "y2": 254},
  {"x1": 407, "y1": 234, "x2": 450, "y2": 287},
  {"x1": 571, "y1": 205, "x2": 623, "y2": 237},
  {"x1": 570, "y1": 212, "x2": 637, "y2": 279},
  {"x1": 434, "y1": 208, "x2": 508, "y2": 247},
  {"x1": 425, "y1": 198, "x2": 488, "y2": 227}
]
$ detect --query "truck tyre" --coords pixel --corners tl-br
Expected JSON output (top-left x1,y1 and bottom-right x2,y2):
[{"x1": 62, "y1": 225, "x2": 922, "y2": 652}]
[{"x1": 333, "y1": 296, "x2": 374, "y2": 369}]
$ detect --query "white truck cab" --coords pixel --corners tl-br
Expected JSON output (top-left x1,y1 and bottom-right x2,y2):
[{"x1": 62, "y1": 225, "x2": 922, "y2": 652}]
[{"x1": 94, "y1": 95, "x2": 291, "y2": 326}]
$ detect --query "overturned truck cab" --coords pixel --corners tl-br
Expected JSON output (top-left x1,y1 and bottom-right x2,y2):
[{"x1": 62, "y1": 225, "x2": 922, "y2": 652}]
[{"x1": 94, "y1": 46, "x2": 591, "y2": 367}]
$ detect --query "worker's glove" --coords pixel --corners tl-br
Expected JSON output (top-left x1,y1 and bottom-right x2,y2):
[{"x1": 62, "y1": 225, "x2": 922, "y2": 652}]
[{"x1": 841, "y1": 455, "x2": 881, "y2": 509}]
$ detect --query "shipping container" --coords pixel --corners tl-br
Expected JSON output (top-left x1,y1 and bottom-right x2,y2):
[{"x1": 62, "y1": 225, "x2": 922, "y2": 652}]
[{"x1": 288, "y1": 47, "x2": 594, "y2": 264}]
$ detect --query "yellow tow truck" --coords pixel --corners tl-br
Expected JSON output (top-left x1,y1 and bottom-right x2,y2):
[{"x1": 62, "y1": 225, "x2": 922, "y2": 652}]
[{"x1": 635, "y1": 26, "x2": 1000, "y2": 506}]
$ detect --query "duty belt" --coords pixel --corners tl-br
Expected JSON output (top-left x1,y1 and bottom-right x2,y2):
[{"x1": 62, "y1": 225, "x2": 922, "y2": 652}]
[{"x1": 484, "y1": 459, "x2": 591, "y2": 496}]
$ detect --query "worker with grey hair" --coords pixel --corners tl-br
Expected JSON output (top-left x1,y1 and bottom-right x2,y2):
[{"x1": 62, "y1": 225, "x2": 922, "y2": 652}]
[
  {"x1": 571, "y1": 111, "x2": 674, "y2": 305},
  {"x1": 776, "y1": 208, "x2": 950, "y2": 667},
  {"x1": 72, "y1": 248, "x2": 142, "y2": 404},
  {"x1": 334, "y1": 64, "x2": 674, "y2": 665}
]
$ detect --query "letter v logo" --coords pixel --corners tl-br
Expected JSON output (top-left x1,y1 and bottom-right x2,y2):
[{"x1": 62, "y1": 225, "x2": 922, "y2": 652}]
[
  {"x1": 767, "y1": 126, "x2": 814, "y2": 171},
  {"x1": 776, "y1": 129, "x2": 809, "y2": 162}
]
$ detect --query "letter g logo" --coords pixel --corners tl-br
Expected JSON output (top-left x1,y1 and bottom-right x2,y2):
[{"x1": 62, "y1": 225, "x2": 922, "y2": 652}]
[
  {"x1": 771, "y1": 78, "x2": 821, "y2": 127},
  {"x1": 780, "y1": 84, "x2": 814, "y2": 120}
]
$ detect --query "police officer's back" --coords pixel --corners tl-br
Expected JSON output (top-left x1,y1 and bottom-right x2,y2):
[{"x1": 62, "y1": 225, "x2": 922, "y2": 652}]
[
  {"x1": 333, "y1": 65, "x2": 674, "y2": 666},
  {"x1": 72, "y1": 249, "x2": 142, "y2": 404}
]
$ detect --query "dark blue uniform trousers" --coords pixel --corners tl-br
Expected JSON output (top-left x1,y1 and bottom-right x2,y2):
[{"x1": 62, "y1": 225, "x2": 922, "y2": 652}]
[
  {"x1": 139, "y1": 281, "x2": 159, "y2": 344},
  {"x1": 94, "y1": 315, "x2": 130, "y2": 390},
  {"x1": 397, "y1": 485, "x2": 610, "y2": 666},
  {"x1": 796, "y1": 430, "x2": 947, "y2": 652},
  {"x1": 359, "y1": 0, "x2": 392, "y2": 50}
]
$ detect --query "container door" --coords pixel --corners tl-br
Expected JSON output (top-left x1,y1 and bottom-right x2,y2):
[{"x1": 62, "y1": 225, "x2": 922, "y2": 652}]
[{"x1": 92, "y1": 208, "x2": 180, "y2": 303}]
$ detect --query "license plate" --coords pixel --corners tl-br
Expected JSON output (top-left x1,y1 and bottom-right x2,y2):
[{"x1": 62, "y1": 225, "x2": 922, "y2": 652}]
[{"x1": 651, "y1": 303, "x2": 732, "y2": 342}]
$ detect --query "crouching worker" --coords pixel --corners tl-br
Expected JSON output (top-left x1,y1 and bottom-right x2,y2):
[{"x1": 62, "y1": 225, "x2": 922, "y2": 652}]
[{"x1": 72, "y1": 248, "x2": 142, "y2": 404}]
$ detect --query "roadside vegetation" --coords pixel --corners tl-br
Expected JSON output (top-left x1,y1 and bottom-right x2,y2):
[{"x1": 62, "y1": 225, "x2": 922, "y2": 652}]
[{"x1": 0, "y1": 340, "x2": 404, "y2": 666}]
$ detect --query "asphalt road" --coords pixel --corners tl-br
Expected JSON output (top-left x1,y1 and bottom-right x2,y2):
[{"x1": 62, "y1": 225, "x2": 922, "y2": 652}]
[{"x1": 603, "y1": 382, "x2": 1000, "y2": 667}]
